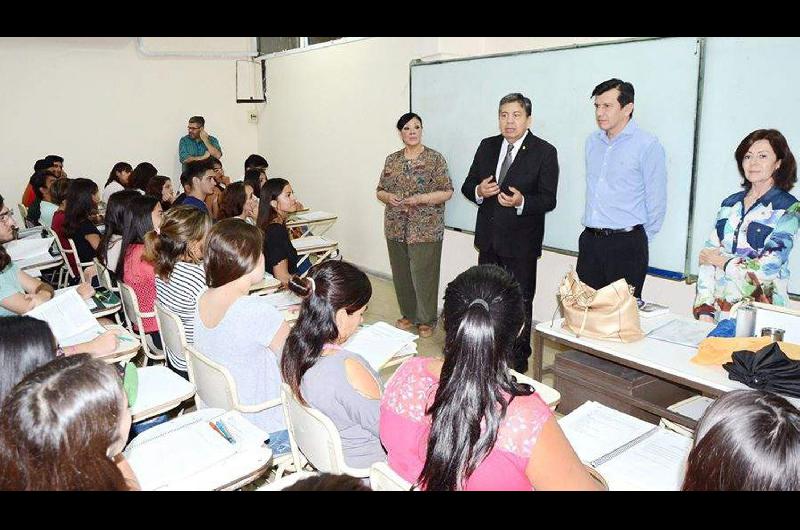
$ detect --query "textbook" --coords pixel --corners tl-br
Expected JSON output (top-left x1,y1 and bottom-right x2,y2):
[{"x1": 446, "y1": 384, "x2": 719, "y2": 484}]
[
  {"x1": 4, "y1": 236, "x2": 54, "y2": 261},
  {"x1": 558, "y1": 401, "x2": 692, "y2": 491},
  {"x1": 344, "y1": 321, "x2": 418, "y2": 372},
  {"x1": 26, "y1": 288, "x2": 106, "y2": 347}
]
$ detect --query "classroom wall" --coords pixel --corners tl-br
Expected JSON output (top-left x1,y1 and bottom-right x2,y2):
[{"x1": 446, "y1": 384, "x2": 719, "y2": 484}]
[{"x1": 0, "y1": 37, "x2": 259, "y2": 214}]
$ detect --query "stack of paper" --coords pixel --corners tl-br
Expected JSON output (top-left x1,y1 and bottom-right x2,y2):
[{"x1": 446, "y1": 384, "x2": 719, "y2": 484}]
[
  {"x1": 558, "y1": 401, "x2": 692, "y2": 491},
  {"x1": 646, "y1": 318, "x2": 714, "y2": 348},
  {"x1": 344, "y1": 321, "x2": 418, "y2": 371}
]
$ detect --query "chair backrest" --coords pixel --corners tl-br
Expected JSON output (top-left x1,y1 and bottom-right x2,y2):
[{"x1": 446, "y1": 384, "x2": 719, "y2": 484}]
[
  {"x1": 280, "y1": 383, "x2": 369, "y2": 477},
  {"x1": 17, "y1": 203, "x2": 28, "y2": 225},
  {"x1": 508, "y1": 369, "x2": 561, "y2": 411},
  {"x1": 93, "y1": 258, "x2": 115, "y2": 292},
  {"x1": 46, "y1": 226, "x2": 78, "y2": 280},
  {"x1": 369, "y1": 462, "x2": 414, "y2": 491},
  {"x1": 184, "y1": 345, "x2": 238, "y2": 410},
  {"x1": 118, "y1": 280, "x2": 164, "y2": 361},
  {"x1": 67, "y1": 238, "x2": 92, "y2": 283},
  {"x1": 155, "y1": 301, "x2": 188, "y2": 365}
]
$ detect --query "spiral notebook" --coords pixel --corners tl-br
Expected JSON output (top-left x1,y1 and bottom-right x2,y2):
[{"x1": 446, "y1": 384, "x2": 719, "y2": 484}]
[{"x1": 559, "y1": 401, "x2": 692, "y2": 490}]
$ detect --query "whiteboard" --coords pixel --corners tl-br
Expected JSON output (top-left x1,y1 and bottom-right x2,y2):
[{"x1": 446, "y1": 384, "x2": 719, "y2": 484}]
[
  {"x1": 689, "y1": 37, "x2": 800, "y2": 294},
  {"x1": 411, "y1": 37, "x2": 700, "y2": 276}
]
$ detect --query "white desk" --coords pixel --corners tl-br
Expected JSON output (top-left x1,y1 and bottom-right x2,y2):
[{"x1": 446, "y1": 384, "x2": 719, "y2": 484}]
[
  {"x1": 292, "y1": 236, "x2": 338, "y2": 276},
  {"x1": 125, "y1": 408, "x2": 272, "y2": 491},
  {"x1": 286, "y1": 211, "x2": 337, "y2": 238},
  {"x1": 131, "y1": 365, "x2": 196, "y2": 422},
  {"x1": 96, "y1": 324, "x2": 141, "y2": 364}
]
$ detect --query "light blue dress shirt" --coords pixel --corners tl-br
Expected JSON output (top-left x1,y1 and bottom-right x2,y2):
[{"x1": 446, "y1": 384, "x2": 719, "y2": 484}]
[{"x1": 582, "y1": 119, "x2": 667, "y2": 241}]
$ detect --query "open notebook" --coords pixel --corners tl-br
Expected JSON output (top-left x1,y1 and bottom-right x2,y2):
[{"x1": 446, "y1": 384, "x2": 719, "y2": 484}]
[
  {"x1": 124, "y1": 409, "x2": 269, "y2": 491},
  {"x1": 26, "y1": 288, "x2": 106, "y2": 346},
  {"x1": 558, "y1": 401, "x2": 692, "y2": 491}
]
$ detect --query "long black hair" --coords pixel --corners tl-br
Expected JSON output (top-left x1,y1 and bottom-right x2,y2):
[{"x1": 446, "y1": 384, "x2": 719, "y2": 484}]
[
  {"x1": 280, "y1": 260, "x2": 372, "y2": 406},
  {"x1": 115, "y1": 195, "x2": 158, "y2": 279},
  {"x1": 97, "y1": 189, "x2": 140, "y2": 270},
  {"x1": 105, "y1": 162, "x2": 132, "y2": 188},
  {"x1": 0, "y1": 316, "x2": 57, "y2": 405},
  {"x1": 418, "y1": 264, "x2": 533, "y2": 491},
  {"x1": 63, "y1": 178, "x2": 98, "y2": 238},
  {"x1": 256, "y1": 177, "x2": 290, "y2": 231},
  {"x1": 130, "y1": 162, "x2": 158, "y2": 192}
]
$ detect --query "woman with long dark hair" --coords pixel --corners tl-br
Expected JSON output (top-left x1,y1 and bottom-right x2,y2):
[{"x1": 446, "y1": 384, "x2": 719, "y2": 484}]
[
  {"x1": 61, "y1": 178, "x2": 101, "y2": 278},
  {"x1": 682, "y1": 389, "x2": 800, "y2": 491},
  {"x1": 119, "y1": 195, "x2": 163, "y2": 349},
  {"x1": 145, "y1": 175, "x2": 175, "y2": 212},
  {"x1": 256, "y1": 178, "x2": 305, "y2": 286},
  {"x1": 280, "y1": 260, "x2": 385, "y2": 468},
  {"x1": 192, "y1": 218, "x2": 291, "y2": 454},
  {"x1": 102, "y1": 162, "x2": 133, "y2": 203},
  {"x1": 98, "y1": 189, "x2": 140, "y2": 274},
  {"x1": 0, "y1": 354, "x2": 139, "y2": 490},
  {"x1": 380, "y1": 264, "x2": 599, "y2": 490},
  {"x1": 130, "y1": 162, "x2": 158, "y2": 194},
  {"x1": 219, "y1": 181, "x2": 257, "y2": 223}
]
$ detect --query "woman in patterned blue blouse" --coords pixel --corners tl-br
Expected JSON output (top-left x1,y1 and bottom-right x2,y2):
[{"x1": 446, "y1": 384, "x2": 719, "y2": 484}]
[{"x1": 695, "y1": 129, "x2": 800, "y2": 322}]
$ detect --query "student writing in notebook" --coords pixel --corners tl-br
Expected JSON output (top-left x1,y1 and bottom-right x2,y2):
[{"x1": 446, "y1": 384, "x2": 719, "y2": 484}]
[
  {"x1": 256, "y1": 178, "x2": 308, "y2": 287},
  {"x1": 682, "y1": 389, "x2": 800, "y2": 491},
  {"x1": 281, "y1": 260, "x2": 387, "y2": 469},
  {"x1": 148, "y1": 205, "x2": 212, "y2": 377},
  {"x1": 380, "y1": 264, "x2": 600, "y2": 491},
  {"x1": 0, "y1": 354, "x2": 139, "y2": 490},
  {"x1": 192, "y1": 218, "x2": 292, "y2": 455}
]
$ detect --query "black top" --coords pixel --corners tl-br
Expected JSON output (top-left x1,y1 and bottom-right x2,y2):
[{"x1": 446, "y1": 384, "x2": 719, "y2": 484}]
[
  {"x1": 263, "y1": 223, "x2": 297, "y2": 274},
  {"x1": 72, "y1": 219, "x2": 101, "y2": 264}
]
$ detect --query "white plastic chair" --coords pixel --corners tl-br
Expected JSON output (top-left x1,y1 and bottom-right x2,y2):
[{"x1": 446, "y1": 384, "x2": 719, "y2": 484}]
[
  {"x1": 369, "y1": 462, "x2": 414, "y2": 491},
  {"x1": 93, "y1": 258, "x2": 125, "y2": 326},
  {"x1": 67, "y1": 238, "x2": 94, "y2": 284},
  {"x1": 257, "y1": 471, "x2": 319, "y2": 491},
  {"x1": 154, "y1": 301, "x2": 188, "y2": 373},
  {"x1": 509, "y1": 369, "x2": 561, "y2": 412},
  {"x1": 17, "y1": 203, "x2": 34, "y2": 228},
  {"x1": 117, "y1": 280, "x2": 165, "y2": 364},
  {"x1": 44, "y1": 226, "x2": 73, "y2": 288},
  {"x1": 280, "y1": 383, "x2": 370, "y2": 478},
  {"x1": 184, "y1": 345, "x2": 294, "y2": 478}
]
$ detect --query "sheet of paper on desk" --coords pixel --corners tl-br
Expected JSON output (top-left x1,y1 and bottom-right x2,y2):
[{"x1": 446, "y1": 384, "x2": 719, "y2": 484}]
[
  {"x1": 261, "y1": 290, "x2": 302, "y2": 309},
  {"x1": 54, "y1": 286, "x2": 99, "y2": 310},
  {"x1": 558, "y1": 401, "x2": 654, "y2": 464},
  {"x1": 13, "y1": 253, "x2": 59, "y2": 270},
  {"x1": 26, "y1": 289, "x2": 104, "y2": 347},
  {"x1": 214, "y1": 410, "x2": 269, "y2": 451},
  {"x1": 125, "y1": 420, "x2": 237, "y2": 491},
  {"x1": 647, "y1": 318, "x2": 714, "y2": 348},
  {"x1": 595, "y1": 428, "x2": 691, "y2": 491},
  {"x1": 294, "y1": 211, "x2": 335, "y2": 222},
  {"x1": 291, "y1": 236, "x2": 331, "y2": 251},
  {"x1": 344, "y1": 322, "x2": 418, "y2": 372},
  {"x1": 4, "y1": 236, "x2": 54, "y2": 261}
]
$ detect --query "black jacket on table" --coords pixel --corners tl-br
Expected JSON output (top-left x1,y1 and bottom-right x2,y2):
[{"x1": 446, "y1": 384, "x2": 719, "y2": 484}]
[{"x1": 461, "y1": 130, "x2": 559, "y2": 259}]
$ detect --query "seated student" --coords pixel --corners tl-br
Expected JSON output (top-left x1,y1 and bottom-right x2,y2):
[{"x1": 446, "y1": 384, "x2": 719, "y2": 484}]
[
  {"x1": 219, "y1": 181, "x2": 258, "y2": 224},
  {"x1": 682, "y1": 389, "x2": 800, "y2": 491},
  {"x1": 0, "y1": 354, "x2": 140, "y2": 490},
  {"x1": 62, "y1": 178, "x2": 102, "y2": 280},
  {"x1": 244, "y1": 167, "x2": 268, "y2": 200},
  {"x1": 130, "y1": 162, "x2": 157, "y2": 194},
  {"x1": 0, "y1": 315, "x2": 120, "y2": 403},
  {"x1": 48, "y1": 177, "x2": 70, "y2": 227},
  {"x1": 145, "y1": 175, "x2": 175, "y2": 212},
  {"x1": 380, "y1": 265, "x2": 600, "y2": 491},
  {"x1": 21, "y1": 156, "x2": 64, "y2": 208},
  {"x1": 244, "y1": 153, "x2": 269, "y2": 176},
  {"x1": 256, "y1": 178, "x2": 309, "y2": 286},
  {"x1": 25, "y1": 171, "x2": 57, "y2": 227},
  {"x1": 118, "y1": 195, "x2": 164, "y2": 350},
  {"x1": 147, "y1": 206, "x2": 212, "y2": 376},
  {"x1": 206, "y1": 157, "x2": 230, "y2": 220},
  {"x1": 192, "y1": 218, "x2": 291, "y2": 451},
  {"x1": 281, "y1": 260, "x2": 386, "y2": 469},
  {"x1": 98, "y1": 189, "x2": 140, "y2": 274},
  {"x1": 177, "y1": 159, "x2": 216, "y2": 213},
  {"x1": 102, "y1": 162, "x2": 133, "y2": 204}
]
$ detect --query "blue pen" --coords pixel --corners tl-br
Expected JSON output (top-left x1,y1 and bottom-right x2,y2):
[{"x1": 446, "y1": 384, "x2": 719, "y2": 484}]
[{"x1": 215, "y1": 420, "x2": 236, "y2": 444}]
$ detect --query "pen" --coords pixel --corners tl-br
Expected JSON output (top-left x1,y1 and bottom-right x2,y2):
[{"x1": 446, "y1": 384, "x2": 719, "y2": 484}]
[
  {"x1": 208, "y1": 421, "x2": 231, "y2": 442},
  {"x1": 215, "y1": 420, "x2": 236, "y2": 444}
]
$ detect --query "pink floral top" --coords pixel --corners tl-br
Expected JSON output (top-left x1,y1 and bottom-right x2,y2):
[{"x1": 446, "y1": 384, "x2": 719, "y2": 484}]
[{"x1": 379, "y1": 357, "x2": 552, "y2": 490}]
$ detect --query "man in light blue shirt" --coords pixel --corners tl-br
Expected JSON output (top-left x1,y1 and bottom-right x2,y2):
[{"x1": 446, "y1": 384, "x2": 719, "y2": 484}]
[
  {"x1": 577, "y1": 78, "x2": 667, "y2": 299},
  {"x1": 178, "y1": 115, "x2": 222, "y2": 172}
]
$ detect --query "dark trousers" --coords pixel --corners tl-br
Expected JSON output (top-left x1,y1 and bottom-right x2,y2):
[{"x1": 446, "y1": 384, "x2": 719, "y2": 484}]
[
  {"x1": 478, "y1": 249, "x2": 537, "y2": 374},
  {"x1": 576, "y1": 226, "x2": 649, "y2": 299}
]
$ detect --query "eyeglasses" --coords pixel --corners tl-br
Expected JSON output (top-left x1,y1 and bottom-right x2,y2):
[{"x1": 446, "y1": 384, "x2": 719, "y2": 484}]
[{"x1": 0, "y1": 209, "x2": 15, "y2": 222}]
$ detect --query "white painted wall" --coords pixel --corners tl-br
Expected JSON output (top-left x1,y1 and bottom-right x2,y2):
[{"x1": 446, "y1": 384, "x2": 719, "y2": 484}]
[{"x1": 0, "y1": 37, "x2": 259, "y2": 213}]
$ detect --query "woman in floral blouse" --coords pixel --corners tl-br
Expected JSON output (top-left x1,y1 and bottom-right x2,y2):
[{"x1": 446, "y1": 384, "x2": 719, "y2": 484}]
[
  {"x1": 695, "y1": 129, "x2": 800, "y2": 322},
  {"x1": 376, "y1": 113, "x2": 453, "y2": 338}
]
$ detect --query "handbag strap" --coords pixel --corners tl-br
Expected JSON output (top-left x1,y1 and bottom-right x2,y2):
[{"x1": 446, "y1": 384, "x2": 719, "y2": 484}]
[{"x1": 577, "y1": 305, "x2": 590, "y2": 338}]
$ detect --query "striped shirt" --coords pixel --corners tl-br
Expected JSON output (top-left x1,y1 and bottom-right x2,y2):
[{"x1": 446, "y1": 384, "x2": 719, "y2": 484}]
[{"x1": 155, "y1": 261, "x2": 207, "y2": 372}]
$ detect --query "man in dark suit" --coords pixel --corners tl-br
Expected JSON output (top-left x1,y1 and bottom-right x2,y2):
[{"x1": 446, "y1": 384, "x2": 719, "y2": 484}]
[{"x1": 461, "y1": 92, "x2": 559, "y2": 373}]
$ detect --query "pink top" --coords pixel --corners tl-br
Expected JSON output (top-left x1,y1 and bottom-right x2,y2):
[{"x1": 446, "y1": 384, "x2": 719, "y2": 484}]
[
  {"x1": 379, "y1": 357, "x2": 552, "y2": 491},
  {"x1": 123, "y1": 243, "x2": 158, "y2": 333}
]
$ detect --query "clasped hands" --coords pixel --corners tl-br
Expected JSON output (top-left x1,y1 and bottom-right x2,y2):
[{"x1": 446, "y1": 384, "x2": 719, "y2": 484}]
[
  {"x1": 478, "y1": 176, "x2": 522, "y2": 208},
  {"x1": 386, "y1": 194, "x2": 427, "y2": 211},
  {"x1": 698, "y1": 247, "x2": 729, "y2": 270}
]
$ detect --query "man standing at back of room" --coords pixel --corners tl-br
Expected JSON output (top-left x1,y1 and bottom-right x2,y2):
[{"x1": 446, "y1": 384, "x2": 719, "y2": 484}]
[
  {"x1": 179, "y1": 115, "x2": 222, "y2": 172},
  {"x1": 577, "y1": 78, "x2": 667, "y2": 299},
  {"x1": 461, "y1": 92, "x2": 559, "y2": 374}
]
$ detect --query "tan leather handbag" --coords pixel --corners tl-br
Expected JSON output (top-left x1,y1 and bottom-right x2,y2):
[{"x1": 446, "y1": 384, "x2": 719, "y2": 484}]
[{"x1": 558, "y1": 270, "x2": 644, "y2": 342}]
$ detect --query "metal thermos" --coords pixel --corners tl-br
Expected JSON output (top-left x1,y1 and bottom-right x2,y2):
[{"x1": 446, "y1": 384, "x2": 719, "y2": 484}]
[
  {"x1": 735, "y1": 303, "x2": 757, "y2": 337},
  {"x1": 760, "y1": 327, "x2": 785, "y2": 342}
]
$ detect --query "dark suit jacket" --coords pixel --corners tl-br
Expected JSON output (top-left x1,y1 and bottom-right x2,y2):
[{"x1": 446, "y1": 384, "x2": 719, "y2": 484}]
[{"x1": 461, "y1": 130, "x2": 559, "y2": 258}]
